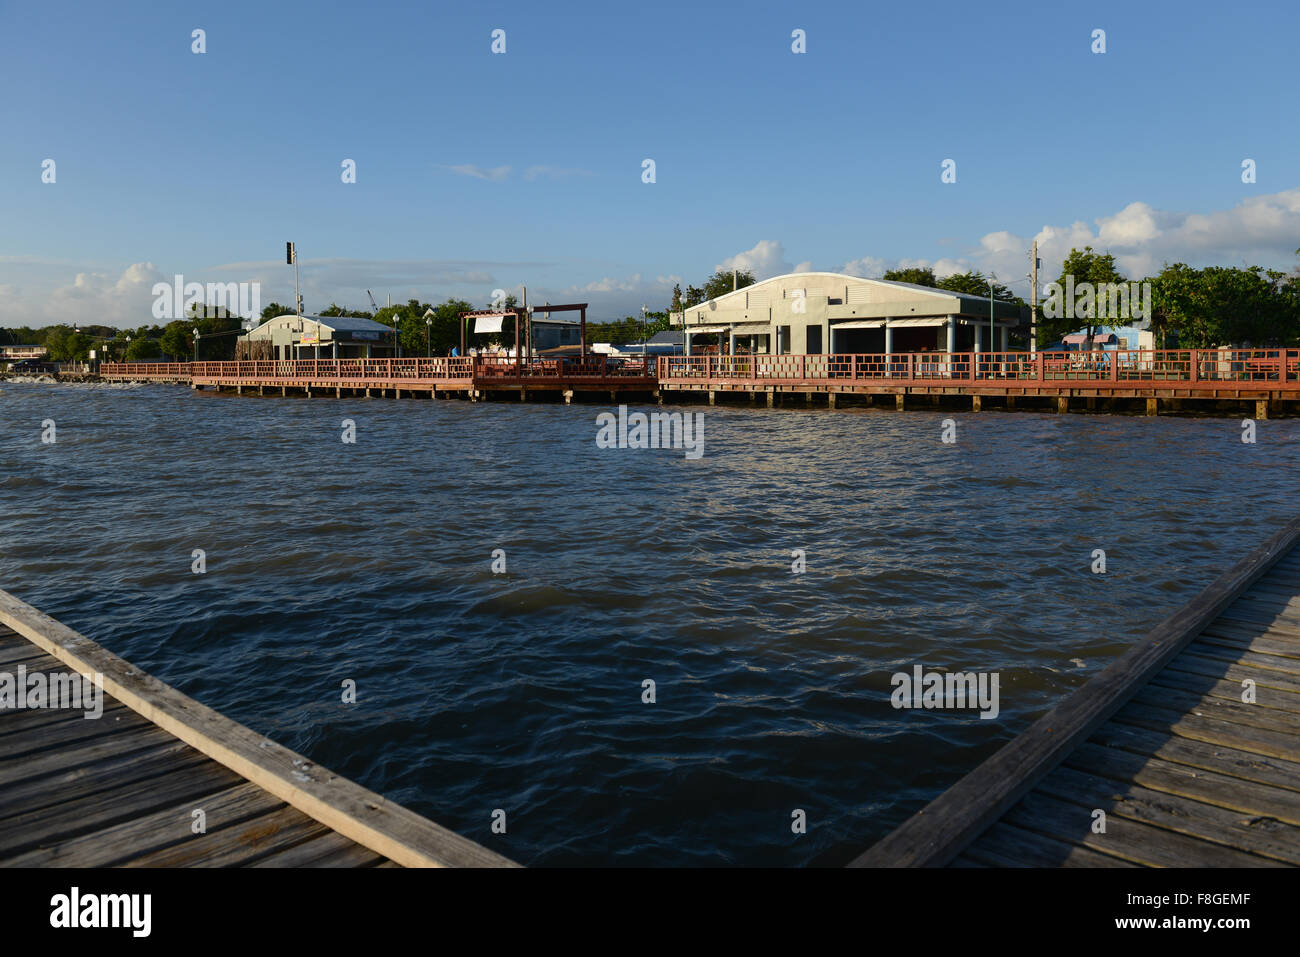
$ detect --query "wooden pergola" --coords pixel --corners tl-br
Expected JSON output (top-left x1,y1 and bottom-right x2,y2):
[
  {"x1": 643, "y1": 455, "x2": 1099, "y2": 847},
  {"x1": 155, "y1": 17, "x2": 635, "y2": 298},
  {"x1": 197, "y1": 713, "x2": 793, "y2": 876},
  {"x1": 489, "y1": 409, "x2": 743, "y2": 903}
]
[{"x1": 458, "y1": 302, "x2": 590, "y2": 372}]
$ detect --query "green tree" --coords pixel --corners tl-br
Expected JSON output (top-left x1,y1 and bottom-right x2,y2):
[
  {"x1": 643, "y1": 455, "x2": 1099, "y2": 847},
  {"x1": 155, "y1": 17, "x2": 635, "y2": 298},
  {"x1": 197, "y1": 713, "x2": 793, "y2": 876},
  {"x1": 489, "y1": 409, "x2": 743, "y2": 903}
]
[
  {"x1": 159, "y1": 320, "x2": 194, "y2": 360},
  {"x1": 260, "y1": 302, "x2": 295, "y2": 322},
  {"x1": 1047, "y1": 246, "x2": 1126, "y2": 348},
  {"x1": 702, "y1": 269, "x2": 755, "y2": 301},
  {"x1": 882, "y1": 267, "x2": 938, "y2": 286},
  {"x1": 125, "y1": 337, "x2": 163, "y2": 360},
  {"x1": 1150, "y1": 263, "x2": 1300, "y2": 348}
]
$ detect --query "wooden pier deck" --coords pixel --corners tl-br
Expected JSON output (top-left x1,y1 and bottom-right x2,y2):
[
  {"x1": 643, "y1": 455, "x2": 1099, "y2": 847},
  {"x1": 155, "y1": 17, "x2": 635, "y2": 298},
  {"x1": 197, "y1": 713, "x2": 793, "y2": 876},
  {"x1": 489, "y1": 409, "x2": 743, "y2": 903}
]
[
  {"x1": 855, "y1": 517, "x2": 1300, "y2": 868},
  {"x1": 0, "y1": 590, "x2": 515, "y2": 868},
  {"x1": 102, "y1": 358, "x2": 657, "y2": 402},
  {"x1": 656, "y1": 350, "x2": 1300, "y2": 415}
]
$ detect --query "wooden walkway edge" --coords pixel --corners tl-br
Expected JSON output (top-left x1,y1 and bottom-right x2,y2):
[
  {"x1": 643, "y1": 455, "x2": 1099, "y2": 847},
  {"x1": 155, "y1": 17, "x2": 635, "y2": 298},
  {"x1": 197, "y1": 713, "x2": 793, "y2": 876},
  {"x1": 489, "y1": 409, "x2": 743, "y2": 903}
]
[
  {"x1": 852, "y1": 516, "x2": 1300, "y2": 867},
  {"x1": 0, "y1": 589, "x2": 516, "y2": 868}
]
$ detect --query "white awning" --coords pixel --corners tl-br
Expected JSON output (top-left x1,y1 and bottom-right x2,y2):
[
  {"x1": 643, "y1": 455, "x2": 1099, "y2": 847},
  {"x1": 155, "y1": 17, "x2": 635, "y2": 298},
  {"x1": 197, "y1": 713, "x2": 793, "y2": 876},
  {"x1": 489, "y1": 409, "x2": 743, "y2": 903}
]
[
  {"x1": 889, "y1": 317, "x2": 952, "y2": 328},
  {"x1": 832, "y1": 320, "x2": 886, "y2": 329},
  {"x1": 729, "y1": 322, "x2": 771, "y2": 334},
  {"x1": 684, "y1": 325, "x2": 729, "y2": 334},
  {"x1": 474, "y1": 315, "x2": 505, "y2": 333}
]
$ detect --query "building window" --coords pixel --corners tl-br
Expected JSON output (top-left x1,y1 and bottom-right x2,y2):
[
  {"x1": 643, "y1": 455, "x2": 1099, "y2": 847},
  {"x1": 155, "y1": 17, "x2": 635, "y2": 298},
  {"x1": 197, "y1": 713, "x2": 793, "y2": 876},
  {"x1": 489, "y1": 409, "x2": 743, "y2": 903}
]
[
  {"x1": 777, "y1": 325, "x2": 791, "y2": 354},
  {"x1": 807, "y1": 326, "x2": 823, "y2": 354}
]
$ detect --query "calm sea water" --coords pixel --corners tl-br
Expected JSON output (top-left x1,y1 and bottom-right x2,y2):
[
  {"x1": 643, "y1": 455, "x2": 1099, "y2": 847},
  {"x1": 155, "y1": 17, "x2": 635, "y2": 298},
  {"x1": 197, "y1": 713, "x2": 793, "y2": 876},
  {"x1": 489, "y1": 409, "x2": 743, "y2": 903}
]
[{"x1": 1, "y1": 381, "x2": 1297, "y2": 865}]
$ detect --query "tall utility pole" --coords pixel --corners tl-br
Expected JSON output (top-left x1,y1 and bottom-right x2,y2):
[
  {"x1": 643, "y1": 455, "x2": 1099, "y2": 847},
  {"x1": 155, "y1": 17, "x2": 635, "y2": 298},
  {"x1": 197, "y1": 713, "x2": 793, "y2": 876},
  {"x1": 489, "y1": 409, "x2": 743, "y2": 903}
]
[
  {"x1": 1030, "y1": 239, "x2": 1039, "y2": 353},
  {"x1": 521, "y1": 285, "x2": 528, "y2": 366},
  {"x1": 287, "y1": 242, "x2": 301, "y2": 317}
]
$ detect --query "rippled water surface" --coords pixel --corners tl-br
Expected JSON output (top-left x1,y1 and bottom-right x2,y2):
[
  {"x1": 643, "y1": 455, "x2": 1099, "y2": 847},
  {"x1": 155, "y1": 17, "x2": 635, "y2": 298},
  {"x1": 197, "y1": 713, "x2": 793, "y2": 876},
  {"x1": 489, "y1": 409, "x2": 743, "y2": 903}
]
[{"x1": 1, "y1": 381, "x2": 1297, "y2": 865}]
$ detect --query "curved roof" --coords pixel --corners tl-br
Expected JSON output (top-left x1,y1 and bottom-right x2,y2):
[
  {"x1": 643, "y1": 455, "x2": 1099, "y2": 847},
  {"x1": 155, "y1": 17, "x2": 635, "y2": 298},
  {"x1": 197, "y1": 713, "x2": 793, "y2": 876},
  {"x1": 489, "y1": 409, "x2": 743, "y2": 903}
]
[
  {"x1": 246, "y1": 314, "x2": 395, "y2": 336},
  {"x1": 688, "y1": 271, "x2": 1014, "y2": 309}
]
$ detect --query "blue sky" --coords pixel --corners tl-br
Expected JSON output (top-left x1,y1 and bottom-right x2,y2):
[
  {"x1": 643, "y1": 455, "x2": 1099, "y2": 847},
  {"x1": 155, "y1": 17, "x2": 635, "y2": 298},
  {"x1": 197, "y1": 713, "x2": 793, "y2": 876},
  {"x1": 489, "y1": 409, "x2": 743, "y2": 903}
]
[{"x1": 2, "y1": 0, "x2": 1298, "y2": 327}]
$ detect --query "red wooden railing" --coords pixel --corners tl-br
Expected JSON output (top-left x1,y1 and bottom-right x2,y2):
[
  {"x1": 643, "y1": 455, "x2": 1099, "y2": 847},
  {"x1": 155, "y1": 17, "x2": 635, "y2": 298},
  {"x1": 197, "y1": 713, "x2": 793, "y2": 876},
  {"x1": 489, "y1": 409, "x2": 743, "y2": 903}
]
[
  {"x1": 100, "y1": 349, "x2": 1300, "y2": 389},
  {"x1": 658, "y1": 349, "x2": 1299, "y2": 387},
  {"x1": 102, "y1": 355, "x2": 656, "y2": 381}
]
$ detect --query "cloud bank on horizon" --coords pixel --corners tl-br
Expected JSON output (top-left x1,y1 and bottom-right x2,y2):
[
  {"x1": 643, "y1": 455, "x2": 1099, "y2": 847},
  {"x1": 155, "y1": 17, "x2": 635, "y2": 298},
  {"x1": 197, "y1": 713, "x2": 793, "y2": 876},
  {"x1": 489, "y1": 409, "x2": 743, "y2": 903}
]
[{"x1": 3, "y1": 188, "x2": 1297, "y2": 328}]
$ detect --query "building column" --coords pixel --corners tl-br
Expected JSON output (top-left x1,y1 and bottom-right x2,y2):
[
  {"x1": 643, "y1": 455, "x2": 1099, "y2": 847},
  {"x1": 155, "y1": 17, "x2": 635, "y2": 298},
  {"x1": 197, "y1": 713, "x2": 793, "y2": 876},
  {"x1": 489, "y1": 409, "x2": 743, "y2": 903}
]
[
  {"x1": 684, "y1": 332, "x2": 691, "y2": 357},
  {"x1": 999, "y1": 325, "x2": 1009, "y2": 352},
  {"x1": 884, "y1": 321, "x2": 893, "y2": 355},
  {"x1": 728, "y1": 326, "x2": 736, "y2": 356},
  {"x1": 947, "y1": 315, "x2": 957, "y2": 353},
  {"x1": 974, "y1": 323, "x2": 983, "y2": 354}
]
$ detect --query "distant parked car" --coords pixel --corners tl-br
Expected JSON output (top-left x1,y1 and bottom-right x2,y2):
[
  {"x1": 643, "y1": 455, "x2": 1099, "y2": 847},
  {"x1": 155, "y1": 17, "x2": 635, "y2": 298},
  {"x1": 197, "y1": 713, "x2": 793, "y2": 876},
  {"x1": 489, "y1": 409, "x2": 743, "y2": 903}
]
[{"x1": 7, "y1": 358, "x2": 56, "y2": 373}]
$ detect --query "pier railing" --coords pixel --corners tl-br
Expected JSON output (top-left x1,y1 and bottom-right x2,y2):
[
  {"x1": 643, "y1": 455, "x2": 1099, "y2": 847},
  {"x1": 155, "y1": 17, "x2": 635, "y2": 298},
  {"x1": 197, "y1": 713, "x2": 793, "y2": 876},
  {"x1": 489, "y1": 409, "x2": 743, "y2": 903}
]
[
  {"x1": 104, "y1": 355, "x2": 657, "y2": 383},
  {"x1": 658, "y1": 348, "x2": 1298, "y2": 387}
]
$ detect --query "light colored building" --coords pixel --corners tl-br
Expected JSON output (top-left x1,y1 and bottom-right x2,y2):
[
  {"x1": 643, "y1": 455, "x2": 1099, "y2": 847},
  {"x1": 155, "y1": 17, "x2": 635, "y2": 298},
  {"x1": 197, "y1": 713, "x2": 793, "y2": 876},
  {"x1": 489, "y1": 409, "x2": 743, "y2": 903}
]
[
  {"x1": 0, "y1": 344, "x2": 47, "y2": 361},
  {"x1": 238, "y1": 314, "x2": 397, "y2": 359},
  {"x1": 672, "y1": 272, "x2": 1021, "y2": 355},
  {"x1": 530, "y1": 318, "x2": 581, "y2": 352}
]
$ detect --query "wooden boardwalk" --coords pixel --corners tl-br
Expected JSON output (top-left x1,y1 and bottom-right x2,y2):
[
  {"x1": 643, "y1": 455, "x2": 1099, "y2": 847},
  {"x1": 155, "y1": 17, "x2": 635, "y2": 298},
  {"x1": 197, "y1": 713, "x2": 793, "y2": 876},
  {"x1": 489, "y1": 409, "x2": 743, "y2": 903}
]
[
  {"x1": 0, "y1": 591, "x2": 515, "y2": 867},
  {"x1": 855, "y1": 518, "x2": 1300, "y2": 867}
]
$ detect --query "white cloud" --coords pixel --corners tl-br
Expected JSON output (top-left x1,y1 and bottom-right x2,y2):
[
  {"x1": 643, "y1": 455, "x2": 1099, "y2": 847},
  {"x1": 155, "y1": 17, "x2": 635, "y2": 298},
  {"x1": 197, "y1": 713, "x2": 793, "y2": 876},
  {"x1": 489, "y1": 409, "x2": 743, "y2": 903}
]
[
  {"x1": 440, "y1": 164, "x2": 512, "y2": 181},
  {"x1": 716, "y1": 240, "x2": 792, "y2": 279}
]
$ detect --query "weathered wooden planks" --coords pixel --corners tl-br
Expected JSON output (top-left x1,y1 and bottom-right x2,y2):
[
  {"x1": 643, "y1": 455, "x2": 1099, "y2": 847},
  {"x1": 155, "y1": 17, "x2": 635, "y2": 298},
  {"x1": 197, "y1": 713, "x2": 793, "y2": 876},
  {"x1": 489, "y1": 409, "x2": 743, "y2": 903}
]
[
  {"x1": 855, "y1": 517, "x2": 1300, "y2": 867},
  {"x1": 0, "y1": 600, "x2": 515, "y2": 867}
]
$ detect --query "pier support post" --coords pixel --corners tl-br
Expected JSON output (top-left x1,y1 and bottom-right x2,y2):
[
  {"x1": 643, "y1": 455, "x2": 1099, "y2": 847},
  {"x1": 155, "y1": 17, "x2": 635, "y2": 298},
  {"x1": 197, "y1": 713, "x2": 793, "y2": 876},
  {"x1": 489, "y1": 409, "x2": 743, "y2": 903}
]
[
  {"x1": 364, "y1": 388, "x2": 371, "y2": 398},
  {"x1": 305, "y1": 386, "x2": 312, "y2": 399},
  {"x1": 1146, "y1": 397, "x2": 1159, "y2": 416},
  {"x1": 656, "y1": 391, "x2": 664, "y2": 405},
  {"x1": 563, "y1": 390, "x2": 574, "y2": 405},
  {"x1": 896, "y1": 393, "x2": 905, "y2": 411},
  {"x1": 766, "y1": 390, "x2": 774, "y2": 408},
  {"x1": 281, "y1": 386, "x2": 287, "y2": 397},
  {"x1": 1057, "y1": 396, "x2": 1069, "y2": 413},
  {"x1": 336, "y1": 387, "x2": 342, "y2": 399},
  {"x1": 804, "y1": 392, "x2": 812, "y2": 405},
  {"x1": 1256, "y1": 398, "x2": 1269, "y2": 420},
  {"x1": 1086, "y1": 396, "x2": 1096, "y2": 411},
  {"x1": 520, "y1": 388, "x2": 527, "y2": 402},
  {"x1": 610, "y1": 390, "x2": 617, "y2": 403},
  {"x1": 1005, "y1": 395, "x2": 1015, "y2": 410},
  {"x1": 235, "y1": 385, "x2": 242, "y2": 395},
  {"x1": 259, "y1": 385, "x2": 265, "y2": 396},
  {"x1": 708, "y1": 391, "x2": 716, "y2": 406},
  {"x1": 827, "y1": 393, "x2": 837, "y2": 409},
  {"x1": 971, "y1": 394, "x2": 982, "y2": 412}
]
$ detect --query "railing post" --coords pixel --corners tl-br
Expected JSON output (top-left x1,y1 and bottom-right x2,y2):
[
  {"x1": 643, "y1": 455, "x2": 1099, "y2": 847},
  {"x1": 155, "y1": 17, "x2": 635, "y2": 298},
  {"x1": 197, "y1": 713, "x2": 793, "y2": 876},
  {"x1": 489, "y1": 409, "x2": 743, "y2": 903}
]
[
  {"x1": 800, "y1": 354, "x2": 806, "y2": 380},
  {"x1": 1036, "y1": 352, "x2": 1044, "y2": 383},
  {"x1": 1189, "y1": 349, "x2": 1198, "y2": 384},
  {"x1": 1111, "y1": 351, "x2": 1120, "y2": 383}
]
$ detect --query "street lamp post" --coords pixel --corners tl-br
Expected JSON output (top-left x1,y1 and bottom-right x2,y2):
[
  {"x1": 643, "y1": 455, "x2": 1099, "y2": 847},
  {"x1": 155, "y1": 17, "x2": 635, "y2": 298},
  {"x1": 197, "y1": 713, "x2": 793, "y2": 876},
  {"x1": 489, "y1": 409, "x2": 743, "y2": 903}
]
[
  {"x1": 194, "y1": 330, "x2": 201, "y2": 362},
  {"x1": 985, "y1": 275, "x2": 996, "y2": 379},
  {"x1": 426, "y1": 316, "x2": 432, "y2": 357}
]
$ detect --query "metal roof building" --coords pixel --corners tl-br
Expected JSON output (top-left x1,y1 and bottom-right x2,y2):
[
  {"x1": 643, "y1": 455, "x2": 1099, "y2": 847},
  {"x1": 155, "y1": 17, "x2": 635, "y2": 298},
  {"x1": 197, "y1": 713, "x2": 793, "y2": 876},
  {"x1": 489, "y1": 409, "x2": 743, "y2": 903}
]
[
  {"x1": 672, "y1": 272, "x2": 1021, "y2": 356},
  {"x1": 239, "y1": 314, "x2": 397, "y2": 359}
]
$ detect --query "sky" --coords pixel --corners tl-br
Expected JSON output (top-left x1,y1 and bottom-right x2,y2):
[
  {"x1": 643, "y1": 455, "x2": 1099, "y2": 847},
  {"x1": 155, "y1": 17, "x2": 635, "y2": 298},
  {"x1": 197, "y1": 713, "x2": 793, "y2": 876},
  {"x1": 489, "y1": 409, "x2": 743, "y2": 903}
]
[{"x1": 1, "y1": 0, "x2": 1298, "y2": 328}]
